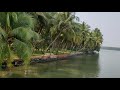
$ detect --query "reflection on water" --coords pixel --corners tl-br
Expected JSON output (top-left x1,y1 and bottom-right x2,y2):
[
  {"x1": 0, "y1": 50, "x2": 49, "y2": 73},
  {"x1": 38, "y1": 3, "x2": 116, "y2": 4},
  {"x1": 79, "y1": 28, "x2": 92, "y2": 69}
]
[{"x1": 0, "y1": 54, "x2": 100, "y2": 78}]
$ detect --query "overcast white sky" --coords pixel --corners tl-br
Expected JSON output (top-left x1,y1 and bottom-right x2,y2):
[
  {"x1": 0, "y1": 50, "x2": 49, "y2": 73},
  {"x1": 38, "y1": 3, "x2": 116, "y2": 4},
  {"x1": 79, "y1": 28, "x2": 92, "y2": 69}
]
[{"x1": 76, "y1": 12, "x2": 120, "y2": 47}]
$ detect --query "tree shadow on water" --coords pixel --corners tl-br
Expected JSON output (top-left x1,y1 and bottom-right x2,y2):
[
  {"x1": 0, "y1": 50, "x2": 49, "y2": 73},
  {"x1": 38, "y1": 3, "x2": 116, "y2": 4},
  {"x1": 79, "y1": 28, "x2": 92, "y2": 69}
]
[
  {"x1": 0, "y1": 54, "x2": 100, "y2": 78},
  {"x1": 31, "y1": 54, "x2": 100, "y2": 78}
]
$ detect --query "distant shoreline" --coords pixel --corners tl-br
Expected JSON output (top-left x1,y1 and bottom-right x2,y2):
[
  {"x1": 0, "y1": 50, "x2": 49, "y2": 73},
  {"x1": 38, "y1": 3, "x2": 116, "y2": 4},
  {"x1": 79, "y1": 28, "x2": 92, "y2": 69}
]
[{"x1": 101, "y1": 46, "x2": 120, "y2": 51}]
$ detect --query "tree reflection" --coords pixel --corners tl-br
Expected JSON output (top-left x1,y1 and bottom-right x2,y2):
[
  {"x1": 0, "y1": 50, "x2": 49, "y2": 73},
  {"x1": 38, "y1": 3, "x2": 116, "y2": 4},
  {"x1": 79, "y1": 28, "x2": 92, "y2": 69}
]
[
  {"x1": 34, "y1": 54, "x2": 100, "y2": 78},
  {"x1": 0, "y1": 54, "x2": 100, "y2": 78}
]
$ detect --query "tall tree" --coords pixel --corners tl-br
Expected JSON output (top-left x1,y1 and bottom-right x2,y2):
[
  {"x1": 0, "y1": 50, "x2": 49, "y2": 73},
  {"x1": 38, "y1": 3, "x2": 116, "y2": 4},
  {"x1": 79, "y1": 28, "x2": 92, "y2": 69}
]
[{"x1": 0, "y1": 12, "x2": 39, "y2": 68}]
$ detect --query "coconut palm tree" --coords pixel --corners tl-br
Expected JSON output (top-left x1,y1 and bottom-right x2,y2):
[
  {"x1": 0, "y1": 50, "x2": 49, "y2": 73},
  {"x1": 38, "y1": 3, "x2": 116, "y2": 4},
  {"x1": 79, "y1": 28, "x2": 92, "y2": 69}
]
[
  {"x1": 92, "y1": 28, "x2": 103, "y2": 52},
  {"x1": 46, "y1": 12, "x2": 79, "y2": 51},
  {"x1": 0, "y1": 12, "x2": 39, "y2": 68},
  {"x1": 77, "y1": 22, "x2": 90, "y2": 51}
]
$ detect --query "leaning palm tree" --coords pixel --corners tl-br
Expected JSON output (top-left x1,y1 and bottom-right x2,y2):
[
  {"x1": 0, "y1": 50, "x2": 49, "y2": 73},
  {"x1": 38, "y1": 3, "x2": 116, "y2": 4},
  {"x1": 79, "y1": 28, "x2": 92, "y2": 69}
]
[
  {"x1": 0, "y1": 12, "x2": 39, "y2": 68},
  {"x1": 78, "y1": 22, "x2": 90, "y2": 51},
  {"x1": 46, "y1": 12, "x2": 79, "y2": 51}
]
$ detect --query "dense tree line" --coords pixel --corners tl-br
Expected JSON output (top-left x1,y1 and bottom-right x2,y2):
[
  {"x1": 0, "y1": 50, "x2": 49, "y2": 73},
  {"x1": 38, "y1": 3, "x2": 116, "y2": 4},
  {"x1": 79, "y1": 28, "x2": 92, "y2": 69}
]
[{"x1": 0, "y1": 12, "x2": 103, "y2": 68}]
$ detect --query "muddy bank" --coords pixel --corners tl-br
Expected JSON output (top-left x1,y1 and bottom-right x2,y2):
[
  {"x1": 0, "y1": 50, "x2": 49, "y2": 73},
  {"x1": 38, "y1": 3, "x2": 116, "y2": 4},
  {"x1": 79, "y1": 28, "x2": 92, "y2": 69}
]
[
  {"x1": 2, "y1": 52, "x2": 97, "y2": 69},
  {"x1": 11, "y1": 52, "x2": 84, "y2": 66},
  {"x1": 30, "y1": 52, "x2": 83, "y2": 64}
]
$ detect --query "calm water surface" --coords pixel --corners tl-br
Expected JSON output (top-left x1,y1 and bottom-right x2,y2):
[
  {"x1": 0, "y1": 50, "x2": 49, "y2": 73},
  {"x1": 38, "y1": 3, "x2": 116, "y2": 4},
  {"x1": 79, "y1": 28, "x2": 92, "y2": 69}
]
[{"x1": 0, "y1": 49, "x2": 120, "y2": 78}]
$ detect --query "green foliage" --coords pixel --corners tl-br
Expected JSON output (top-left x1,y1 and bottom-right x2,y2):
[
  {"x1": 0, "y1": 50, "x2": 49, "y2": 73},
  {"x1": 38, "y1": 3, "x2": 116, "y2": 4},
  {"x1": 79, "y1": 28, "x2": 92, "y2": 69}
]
[
  {"x1": 13, "y1": 39, "x2": 32, "y2": 64},
  {"x1": 0, "y1": 12, "x2": 103, "y2": 69},
  {"x1": 32, "y1": 12, "x2": 103, "y2": 53},
  {"x1": 0, "y1": 12, "x2": 39, "y2": 68}
]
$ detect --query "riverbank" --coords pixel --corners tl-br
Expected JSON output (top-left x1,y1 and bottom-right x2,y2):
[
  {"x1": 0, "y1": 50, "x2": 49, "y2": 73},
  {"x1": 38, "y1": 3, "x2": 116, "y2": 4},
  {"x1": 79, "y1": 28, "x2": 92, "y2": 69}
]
[
  {"x1": 11, "y1": 52, "x2": 84, "y2": 67},
  {"x1": 1, "y1": 51, "x2": 97, "y2": 69},
  {"x1": 30, "y1": 52, "x2": 84, "y2": 64}
]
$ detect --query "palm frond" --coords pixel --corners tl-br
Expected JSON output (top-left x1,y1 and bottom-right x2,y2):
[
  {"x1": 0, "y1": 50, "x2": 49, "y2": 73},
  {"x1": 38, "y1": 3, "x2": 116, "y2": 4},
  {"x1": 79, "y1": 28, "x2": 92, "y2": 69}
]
[
  {"x1": 12, "y1": 27, "x2": 39, "y2": 42},
  {"x1": 13, "y1": 39, "x2": 32, "y2": 64},
  {"x1": 0, "y1": 26, "x2": 7, "y2": 40},
  {"x1": 12, "y1": 13, "x2": 36, "y2": 29},
  {"x1": 11, "y1": 12, "x2": 18, "y2": 23}
]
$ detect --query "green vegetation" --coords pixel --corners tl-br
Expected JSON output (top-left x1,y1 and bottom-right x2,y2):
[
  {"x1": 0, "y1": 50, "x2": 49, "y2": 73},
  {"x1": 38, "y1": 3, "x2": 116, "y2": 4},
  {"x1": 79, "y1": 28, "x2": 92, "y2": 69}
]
[{"x1": 0, "y1": 12, "x2": 103, "y2": 69}]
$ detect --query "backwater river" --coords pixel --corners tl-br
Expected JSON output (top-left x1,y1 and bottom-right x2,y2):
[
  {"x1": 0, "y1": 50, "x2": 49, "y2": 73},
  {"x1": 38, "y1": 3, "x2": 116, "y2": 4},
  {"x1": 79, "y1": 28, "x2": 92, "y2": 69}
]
[{"x1": 0, "y1": 49, "x2": 119, "y2": 78}]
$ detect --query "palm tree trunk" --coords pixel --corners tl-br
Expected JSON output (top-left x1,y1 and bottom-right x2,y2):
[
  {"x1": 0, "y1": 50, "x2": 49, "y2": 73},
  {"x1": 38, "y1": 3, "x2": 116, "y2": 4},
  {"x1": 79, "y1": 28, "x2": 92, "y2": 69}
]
[
  {"x1": 7, "y1": 44, "x2": 13, "y2": 68},
  {"x1": 45, "y1": 31, "x2": 62, "y2": 52}
]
